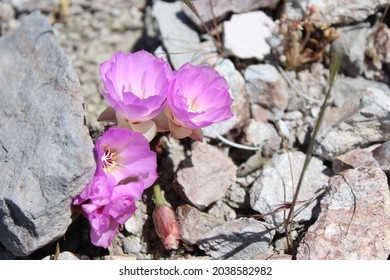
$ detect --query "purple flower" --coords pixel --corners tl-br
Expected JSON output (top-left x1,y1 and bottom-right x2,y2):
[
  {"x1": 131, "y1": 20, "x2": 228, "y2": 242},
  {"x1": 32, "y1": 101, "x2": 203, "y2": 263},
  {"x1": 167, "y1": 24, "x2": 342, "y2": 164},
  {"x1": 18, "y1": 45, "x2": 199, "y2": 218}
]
[
  {"x1": 94, "y1": 127, "x2": 158, "y2": 188},
  {"x1": 79, "y1": 176, "x2": 143, "y2": 248},
  {"x1": 165, "y1": 63, "x2": 234, "y2": 140},
  {"x1": 100, "y1": 50, "x2": 173, "y2": 141},
  {"x1": 74, "y1": 127, "x2": 158, "y2": 248},
  {"x1": 100, "y1": 50, "x2": 173, "y2": 122}
]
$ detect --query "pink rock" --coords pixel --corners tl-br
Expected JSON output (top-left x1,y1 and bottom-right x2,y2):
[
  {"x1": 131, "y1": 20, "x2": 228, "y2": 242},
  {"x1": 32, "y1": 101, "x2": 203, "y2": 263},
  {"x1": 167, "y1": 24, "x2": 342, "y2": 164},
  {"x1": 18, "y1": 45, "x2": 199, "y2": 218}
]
[
  {"x1": 332, "y1": 146, "x2": 380, "y2": 173},
  {"x1": 296, "y1": 166, "x2": 390, "y2": 259},
  {"x1": 175, "y1": 142, "x2": 237, "y2": 210}
]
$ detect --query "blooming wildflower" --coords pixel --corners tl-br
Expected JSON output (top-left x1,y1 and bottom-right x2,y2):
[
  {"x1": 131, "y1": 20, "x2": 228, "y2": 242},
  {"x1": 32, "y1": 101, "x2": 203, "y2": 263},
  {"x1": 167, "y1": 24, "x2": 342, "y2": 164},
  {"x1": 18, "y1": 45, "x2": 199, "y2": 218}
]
[
  {"x1": 165, "y1": 63, "x2": 234, "y2": 141},
  {"x1": 94, "y1": 127, "x2": 158, "y2": 188},
  {"x1": 74, "y1": 127, "x2": 158, "y2": 248},
  {"x1": 153, "y1": 204, "x2": 182, "y2": 250},
  {"x1": 79, "y1": 174, "x2": 144, "y2": 248},
  {"x1": 99, "y1": 50, "x2": 173, "y2": 141}
]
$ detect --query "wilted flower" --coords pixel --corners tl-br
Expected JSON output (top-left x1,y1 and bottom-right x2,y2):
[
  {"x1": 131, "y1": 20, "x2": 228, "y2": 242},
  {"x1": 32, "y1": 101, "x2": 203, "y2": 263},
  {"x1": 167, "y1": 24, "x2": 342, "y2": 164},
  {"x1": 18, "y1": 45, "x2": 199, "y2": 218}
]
[
  {"x1": 99, "y1": 50, "x2": 173, "y2": 140},
  {"x1": 153, "y1": 204, "x2": 182, "y2": 250},
  {"x1": 165, "y1": 63, "x2": 234, "y2": 141}
]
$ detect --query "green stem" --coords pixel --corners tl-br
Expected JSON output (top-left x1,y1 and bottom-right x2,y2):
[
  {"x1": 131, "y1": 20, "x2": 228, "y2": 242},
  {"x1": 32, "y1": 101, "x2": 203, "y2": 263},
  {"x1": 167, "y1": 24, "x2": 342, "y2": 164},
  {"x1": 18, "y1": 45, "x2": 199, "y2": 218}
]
[{"x1": 153, "y1": 184, "x2": 165, "y2": 206}]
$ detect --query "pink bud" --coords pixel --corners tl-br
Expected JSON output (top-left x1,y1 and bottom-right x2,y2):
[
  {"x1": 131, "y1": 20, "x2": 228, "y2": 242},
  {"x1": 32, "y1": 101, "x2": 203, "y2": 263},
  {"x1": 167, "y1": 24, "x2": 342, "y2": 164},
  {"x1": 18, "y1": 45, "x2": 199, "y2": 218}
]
[{"x1": 153, "y1": 205, "x2": 182, "y2": 250}]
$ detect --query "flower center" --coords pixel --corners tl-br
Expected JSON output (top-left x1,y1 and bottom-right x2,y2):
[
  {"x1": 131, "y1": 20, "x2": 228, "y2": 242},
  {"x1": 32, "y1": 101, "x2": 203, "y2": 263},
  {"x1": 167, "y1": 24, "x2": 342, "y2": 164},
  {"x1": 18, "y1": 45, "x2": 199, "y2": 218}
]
[
  {"x1": 187, "y1": 97, "x2": 201, "y2": 113},
  {"x1": 102, "y1": 148, "x2": 117, "y2": 172}
]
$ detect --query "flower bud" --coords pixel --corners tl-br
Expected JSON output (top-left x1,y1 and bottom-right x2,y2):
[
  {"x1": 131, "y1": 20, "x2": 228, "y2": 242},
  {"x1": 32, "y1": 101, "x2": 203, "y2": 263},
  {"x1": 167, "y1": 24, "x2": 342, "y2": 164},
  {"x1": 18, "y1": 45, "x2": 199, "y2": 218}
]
[{"x1": 153, "y1": 204, "x2": 182, "y2": 250}]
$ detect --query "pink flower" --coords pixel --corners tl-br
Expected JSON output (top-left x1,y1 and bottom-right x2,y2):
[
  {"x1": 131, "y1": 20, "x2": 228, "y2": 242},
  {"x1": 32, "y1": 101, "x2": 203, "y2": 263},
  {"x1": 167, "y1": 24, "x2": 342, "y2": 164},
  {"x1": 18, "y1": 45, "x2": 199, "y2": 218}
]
[
  {"x1": 165, "y1": 63, "x2": 234, "y2": 140},
  {"x1": 79, "y1": 177, "x2": 143, "y2": 248},
  {"x1": 99, "y1": 50, "x2": 173, "y2": 141},
  {"x1": 74, "y1": 127, "x2": 158, "y2": 248},
  {"x1": 94, "y1": 127, "x2": 158, "y2": 189}
]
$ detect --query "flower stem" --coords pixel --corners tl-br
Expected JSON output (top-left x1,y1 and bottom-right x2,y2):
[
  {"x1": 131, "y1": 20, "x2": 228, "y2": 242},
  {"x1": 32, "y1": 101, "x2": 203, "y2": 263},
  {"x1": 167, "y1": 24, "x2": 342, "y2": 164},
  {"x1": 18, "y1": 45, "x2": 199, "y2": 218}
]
[{"x1": 153, "y1": 184, "x2": 165, "y2": 206}]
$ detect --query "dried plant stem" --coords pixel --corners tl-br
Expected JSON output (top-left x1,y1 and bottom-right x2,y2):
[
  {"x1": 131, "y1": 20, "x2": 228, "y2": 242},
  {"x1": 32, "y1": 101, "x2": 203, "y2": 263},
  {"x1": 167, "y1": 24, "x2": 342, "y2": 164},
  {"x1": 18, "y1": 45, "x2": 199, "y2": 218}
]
[
  {"x1": 284, "y1": 53, "x2": 341, "y2": 252},
  {"x1": 182, "y1": 0, "x2": 223, "y2": 54},
  {"x1": 277, "y1": 65, "x2": 324, "y2": 105},
  {"x1": 274, "y1": 121, "x2": 294, "y2": 251},
  {"x1": 209, "y1": 128, "x2": 261, "y2": 151},
  {"x1": 380, "y1": 3, "x2": 389, "y2": 23},
  {"x1": 208, "y1": 0, "x2": 222, "y2": 48}
]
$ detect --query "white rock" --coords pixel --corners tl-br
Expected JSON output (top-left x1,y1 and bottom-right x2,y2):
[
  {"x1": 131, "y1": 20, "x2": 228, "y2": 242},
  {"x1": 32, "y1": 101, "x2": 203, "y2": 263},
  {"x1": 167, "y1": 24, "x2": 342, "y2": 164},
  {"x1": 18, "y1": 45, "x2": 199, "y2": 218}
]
[{"x1": 223, "y1": 11, "x2": 275, "y2": 60}]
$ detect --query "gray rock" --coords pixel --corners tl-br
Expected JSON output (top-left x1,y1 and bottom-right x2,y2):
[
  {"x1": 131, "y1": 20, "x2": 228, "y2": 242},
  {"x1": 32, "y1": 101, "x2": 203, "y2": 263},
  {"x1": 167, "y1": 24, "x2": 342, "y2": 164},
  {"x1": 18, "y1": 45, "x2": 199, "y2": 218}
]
[
  {"x1": 152, "y1": 0, "x2": 201, "y2": 70},
  {"x1": 296, "y1": 166, "x2": 390, "y2": 259},
  {"x1": 249, "y1": 151, "x2": 331, "y2": 228},
  {"x1": 176, "y1": 204, "x2": 223, "y2": 245},
  {"x1": 156, "y1": 136, "x2": 186, "y2": 183},
  {"x1": 42, "y1": 251, "x2": 85, "y2": 260},
  {"x1": 331, "y1": 24, "x2": 370, "y2": 77},
  {"x1": 283, "y1": 0, "x2": 388, "y2": 27},
  {"x1": 197, "y1": 218, "x2": 275, "y2": 260},
  {"x1": 283, "y1": 111, "x2": 303, "y2": 121},
  {"x1": 282, "y1": 64, "x2": 327, "y2": 106},
  {"x1": 203, "y1": 57, "x2": 250, "y2": 137},
  {"x1": 111, "y1": 6, "x2": 143, "y2": 31},
  {"x1": 226, "y1": 183, "x2": 247, "y2": 209},
  {"x1": 244, "y1": 64, "x2": 289, "y2": 119},
  {"x1": 0, "y1": 11, "x2": 95, "y2": 256},
  {"x1": 333, "y1": 76, "x2": 390, "y2": 108},
  {"x1": 243, "y1": 119, "x2": 273, "y2": 148},
  {"x1": 11, "y1": 0, "x2": 59, "y2": 13},
  {"x1": 175, "y1": 142, "x2": 237, "y2": 210},
  {"x1": 207, "y1": 200, "x2": 237, "y2": 221},
  {"x1": 124, "y1": 201, "x2": 148, "y2": 236},
  {"x1": 182, "y1": 0, "x2": 279, "y2": 31},
  {"x1": 123, "y1": 236, "x2": 142, "y2": 255},
  {"x1": 286, "y1": 95, "x2": 305, "y2": 112},
  {"x1": 242, "y1": 120, "x2": 281, "y2": 156},
  {"x1": 223, "y1": 11, "x2": 275, "y2": 60},
  {"x1": 372, "y1": 141, "x2": 390, "y2": 175},
  {"x1": 316, "y1": 87, "x2": 390, "y2": 160}
]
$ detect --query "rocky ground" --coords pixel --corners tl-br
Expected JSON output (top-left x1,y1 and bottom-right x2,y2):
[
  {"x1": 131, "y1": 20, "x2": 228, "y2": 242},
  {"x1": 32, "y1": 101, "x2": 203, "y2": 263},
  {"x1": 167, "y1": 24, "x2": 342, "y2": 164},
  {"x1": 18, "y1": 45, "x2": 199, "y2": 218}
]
[{"x1": 0, "y1": 0, "x2": 389, "y2": 260}]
